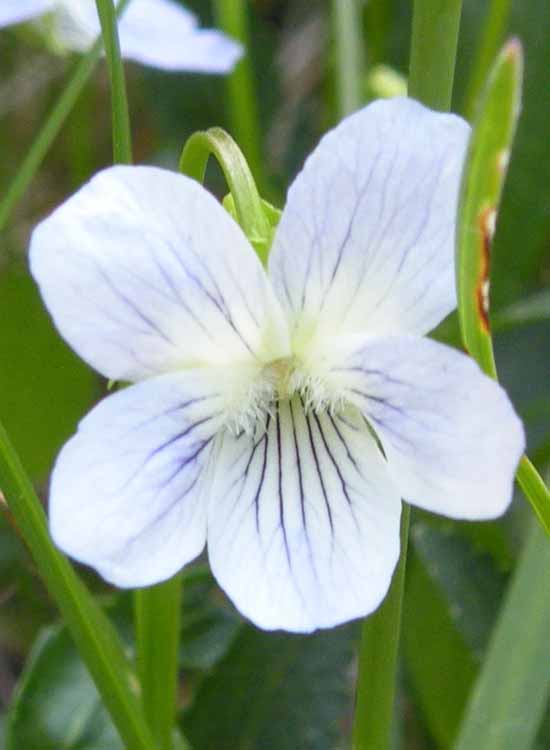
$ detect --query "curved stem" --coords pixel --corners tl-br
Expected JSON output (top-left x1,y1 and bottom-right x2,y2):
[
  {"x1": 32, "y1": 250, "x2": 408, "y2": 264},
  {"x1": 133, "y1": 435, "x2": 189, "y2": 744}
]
[{"x1": 179, "y1": 127, "x2": 271, "y2": 261}]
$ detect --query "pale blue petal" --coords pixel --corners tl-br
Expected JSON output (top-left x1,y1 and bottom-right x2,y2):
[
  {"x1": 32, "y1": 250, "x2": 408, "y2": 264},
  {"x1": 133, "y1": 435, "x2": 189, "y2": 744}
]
[
  {"x1": 207, "y1": 397, "x2": 401, "y2": 632},
  {"x1": 49, "y1": 370, "x2": 226, "y2": 587},
  {"x1": 329, "y1": 335, "x2": 525, "y2": 519},
  {"x1": 269, "y1": 97, "x2": 470, "y2": 340},
  {"x1": 0, "y1": 0, "x2": 54, "y2": 27},
  {"x1": 53, "y1": 0, "x2": 242, "y2": 73},
  {"x1": 30, "y1": 166, "x2": 289, "y2": 382}
]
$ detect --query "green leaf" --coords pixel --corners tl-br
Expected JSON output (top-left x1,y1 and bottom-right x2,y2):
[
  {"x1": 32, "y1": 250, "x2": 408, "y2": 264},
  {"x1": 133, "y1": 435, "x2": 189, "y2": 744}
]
[
  {"x1": 455, "y1": 39, "x2": 550, "y2": 533},
  {"x1": 179, "y1": 568, "x2": 241, "y2": 671},
  {"x1": 403, "y1": 522, "x2": 507, "y2": 747},
  {"x1": 454, "y1": 518, "x2": 550, "y2": 750},
  {"x1": 185, "y1": 624, "x2": 357, "y2": 750},
  {"x1": 6, "y1": 625, "x2": 122, "y2": 750}
]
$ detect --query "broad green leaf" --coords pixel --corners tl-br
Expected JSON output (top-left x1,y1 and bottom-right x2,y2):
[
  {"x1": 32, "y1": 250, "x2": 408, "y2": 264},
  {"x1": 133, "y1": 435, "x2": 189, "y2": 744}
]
[
  {"x1": 5, "y1": 566, "x2": 238, "y2": 750},
  {"x1": 0, "y1": 266, "x2": 96, "y2": 481},
  {"x1": 179, "y1": 567, "x2": 241, "y2": 671},
  {"x1": 403, "y1": 523, "x2": 507, "y2": 747},
  {"x1": 454, "y1": 518, "x2": 550, "y2": 750},
  {"x1": 185, "y1": 623, "x2": 357, "y2": 750},
  {"x1": 6, "y1": 625, "x2": 122, "y2": 750}
]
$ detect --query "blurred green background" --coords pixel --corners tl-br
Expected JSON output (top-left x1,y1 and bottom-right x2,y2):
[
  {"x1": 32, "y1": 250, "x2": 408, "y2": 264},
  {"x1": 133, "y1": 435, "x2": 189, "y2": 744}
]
[{"x1": 0, "y1": 1, "x2": 548, "y2": 748}]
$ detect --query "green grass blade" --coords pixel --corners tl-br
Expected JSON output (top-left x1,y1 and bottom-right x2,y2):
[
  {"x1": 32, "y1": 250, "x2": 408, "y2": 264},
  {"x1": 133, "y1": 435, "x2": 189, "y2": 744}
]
[
  {"x1": 456, "y1": 39, "x2": 522, "y2": 377},
  {"x1": 332, "y1": 0, "x2": 364, "y2": 118},
  {"x1": 0, "y1": 0, "x2": 131, "y2": 233},
  {"x1": 453, "y1": 517, "x2": 550, "y2": 750},
  {"x1": 95, "y1": 0, "x2": 132, "y2": 164},
  {"x1": 455, "y1": 39, "x2": 550, "y2": 533},
  {"x1": 135, "y1": 577, "x2": 183, "y2": 750},
  {"x1": 409, "y1": 0, "x2": 464, "y2": 111},
  {"x1": 462, "y1": 0, "x2": 512, "y2": 121}
]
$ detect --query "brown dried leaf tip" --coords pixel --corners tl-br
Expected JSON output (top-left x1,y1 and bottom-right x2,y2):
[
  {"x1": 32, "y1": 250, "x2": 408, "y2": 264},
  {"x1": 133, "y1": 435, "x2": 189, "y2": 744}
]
[{"x1": 477, "y1": 206, "x2": 497, "y2": 332}]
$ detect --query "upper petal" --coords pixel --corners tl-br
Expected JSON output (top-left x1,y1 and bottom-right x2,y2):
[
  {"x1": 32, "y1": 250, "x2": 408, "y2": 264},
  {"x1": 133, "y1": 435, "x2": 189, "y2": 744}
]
[
  {"x1": 207, "y1": 397, "x2": 401, "y2": 632},
  {"x1": 49, "y1": 370, "x2": 226, "y2": 587},
  {"x1": 0, "y1": 0, "x2": 54, "y2": 27},
  {"x1": 268, "y1": 98, "x2": 470, "y2": 344},
  {"x1": 52, "y1": 0, "x2": 242, "y2": 73},
  {"x1": 30, "y1": 166, "x2": 289, "y2": 382},
  {"x1": 329, "y1": 335, "x2": 525, "y2": 519}
]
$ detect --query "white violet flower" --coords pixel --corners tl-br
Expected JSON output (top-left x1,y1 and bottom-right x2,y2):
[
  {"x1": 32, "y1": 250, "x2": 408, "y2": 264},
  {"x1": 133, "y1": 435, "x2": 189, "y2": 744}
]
[
  {"x1": 0, "y1": 0, "x2": 242, "y2": 73},
  {"x1": 30, "y1": 98, "x2": 525, "y2": 632}
]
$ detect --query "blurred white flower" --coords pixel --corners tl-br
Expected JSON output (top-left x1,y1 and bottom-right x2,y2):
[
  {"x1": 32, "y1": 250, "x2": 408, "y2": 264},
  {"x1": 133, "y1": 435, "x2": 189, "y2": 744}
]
[
  {"x1": 30, "y1": 98, "x2": 524, "y2": 632},
  {"x1": 0, "y1": 0, "x2": 242, "y2": 73}
]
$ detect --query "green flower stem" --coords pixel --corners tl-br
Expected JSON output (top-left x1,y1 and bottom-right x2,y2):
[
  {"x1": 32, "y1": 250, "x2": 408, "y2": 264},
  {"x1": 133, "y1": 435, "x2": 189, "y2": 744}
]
[
  {"x1": 409, "y1": 0, "x2": 464, "y2": 111},
  {"x1": 95, "y1": 0, "x2": 132, "y2": 164},
  {"x1": 352, "y1": 505, "x2": 410, "y2": 750},
  {"x1": 179, "y1": 127, "x2": 271, "y2": 261},
  {"x1": 332, "y1": 0, "x2": 364, "y2": 118},
  {"x1": 135, "y1": 576, "x2": 183, "y2": 750},
  {"x1": 0, "y1": 0, "x2": 131, "y2": 233},
  {"x1": 0, "y1": 422, "x2": 157, "y2": 750},
  {"x1": 462, "y1": 0, "x2": 512, "y2": 121},
  {"x1": 213, "y1": 0, "x2": 265, "y2": 191},
  {"x1": 353, "y1": 4, "x2": 463, "y2": 747}
]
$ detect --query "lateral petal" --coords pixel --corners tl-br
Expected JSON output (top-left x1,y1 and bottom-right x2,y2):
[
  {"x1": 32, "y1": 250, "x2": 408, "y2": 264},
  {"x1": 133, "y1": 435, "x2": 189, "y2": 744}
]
[
  {"x1": 207, "y1": 397, "x2": 401, "y2": 632},
  {"x1": 30, "y1": 166, "x2": 289, "y2": 382},
  {"x1": 269, "y1": 98, "x2": 470, "y2": 342},
  {"x1": 49, "y1": 370, "x2": 226, "y2": 587},
  {"x1": 330, "y1": 335, "x2": 525, "y2": 519}
]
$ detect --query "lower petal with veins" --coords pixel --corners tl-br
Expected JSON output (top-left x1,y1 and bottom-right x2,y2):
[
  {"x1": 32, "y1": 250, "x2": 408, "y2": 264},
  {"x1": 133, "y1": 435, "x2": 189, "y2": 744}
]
[{"x1": 207, "y1": 396, "x2": 401, "y2": 633}]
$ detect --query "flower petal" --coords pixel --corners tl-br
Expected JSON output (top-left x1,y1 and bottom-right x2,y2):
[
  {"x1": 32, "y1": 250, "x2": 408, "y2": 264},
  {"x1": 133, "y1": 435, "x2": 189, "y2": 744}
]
[
  {"x1": 330, "y1": 335, "x2": 525, "y2": 519},
  {"x1": 269, "y1": 98, "x2": 470, "y2": 341},
  {"x1": 207, "y1": 397, "x2": 401, "y2": 632},
  {"x1": 117, "y1": 0, "x2": 243, "y2": 73},
  {"x1": 0, "y1": 0, "x2": 54, "y2": 27},
  {"x1": 53, "y1": 0, "x2": 242, "y2": 73},
  {"x1": 49, "y1": 370, "x2": 226, "y2": 587},
  {"x1": 30, "y1": 165, "x2": 289, "y2": 382}
]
